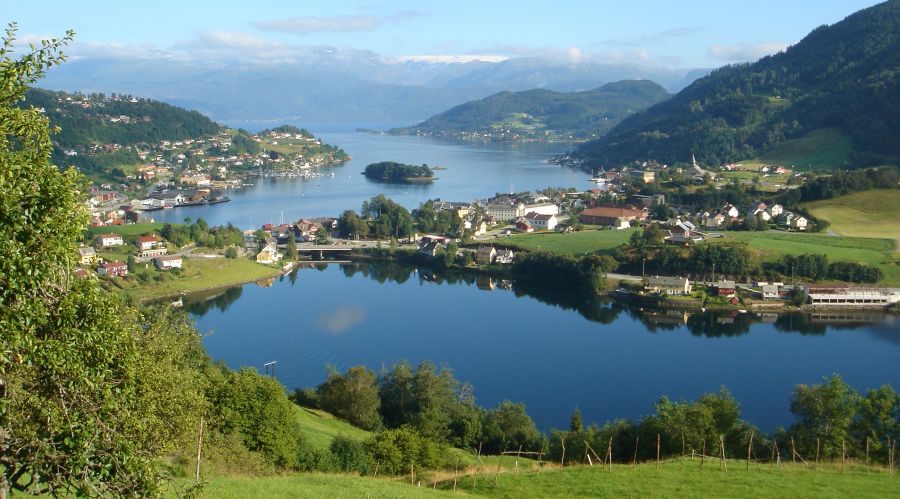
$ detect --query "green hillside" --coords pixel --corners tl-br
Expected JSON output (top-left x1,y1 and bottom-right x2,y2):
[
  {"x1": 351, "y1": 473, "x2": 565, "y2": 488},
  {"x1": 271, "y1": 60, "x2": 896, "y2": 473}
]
[
  {"x1": 576, "y1": 0, "x2": 900, "y2": 168},
  {"x1": 391, "y1": 80, "x2": 669, "y2": 140},
  {"x1": 802, "y1": 189, "x2": 900, "y2": 239}
]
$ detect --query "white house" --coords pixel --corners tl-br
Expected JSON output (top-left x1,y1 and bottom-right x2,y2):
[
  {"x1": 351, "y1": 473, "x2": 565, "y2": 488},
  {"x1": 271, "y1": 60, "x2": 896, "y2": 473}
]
[
  {"x1": 790, "y1": 215, "x2": 808, "y2": 231},
  {"x1": 495, "y1": 249, "x2": 515, "y2": 264},
  {"x1": 769, "y1": 204, "x2": 784, "y2": 217},
  {"x1": 97, "y1": 233, "x2": 124, "y2": 247},
  {"x1": 525, "y1": 212, "x2": 558, "y2": 231},
  {"x1": 476, "y1": 246, "x2": 496, "y2": 265},
  {"x1": 722, "y1": 204, "x2": 739, "y2": 219},
  {"x1": 154, "y1": 255, "x2": 183, "y2": 270}
]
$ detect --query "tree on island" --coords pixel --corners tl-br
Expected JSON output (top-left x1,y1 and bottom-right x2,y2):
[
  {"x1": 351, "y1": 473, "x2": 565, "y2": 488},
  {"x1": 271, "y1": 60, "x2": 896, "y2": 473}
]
[{"x1": 363, "y1": 161, "x2": 433, "y2": 182}]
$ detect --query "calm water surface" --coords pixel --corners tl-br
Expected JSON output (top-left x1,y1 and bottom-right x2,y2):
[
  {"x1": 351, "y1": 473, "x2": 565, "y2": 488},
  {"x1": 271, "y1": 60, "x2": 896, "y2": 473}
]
[
  {"x1": 153, "y1": 129, "x2": 580, "y2": 227},
  {"x1": 188, "y1": 263, "x2": 900, "y2": 432}
]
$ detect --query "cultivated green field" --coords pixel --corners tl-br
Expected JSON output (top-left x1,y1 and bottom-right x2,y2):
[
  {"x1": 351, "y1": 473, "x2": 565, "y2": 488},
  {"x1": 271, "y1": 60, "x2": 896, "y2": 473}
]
[
  {"x1": 109, "y1": 257, "x2": 282, "y2": 301},
  {"x1": 802, "y1": 189, "x2": 900, "y2": 240},
  {"x1": 86, "y1": 222, "x2": 166, "y2": 238},
  {"x1": 712, "y1": 231, "x2": 900, "y2": 285},
  {"x1": 501, "y1": 228, "x2": 639, "y2": 255},
  {"x1": 750, "y1": 128, "x2": 853, "y2": 170}
]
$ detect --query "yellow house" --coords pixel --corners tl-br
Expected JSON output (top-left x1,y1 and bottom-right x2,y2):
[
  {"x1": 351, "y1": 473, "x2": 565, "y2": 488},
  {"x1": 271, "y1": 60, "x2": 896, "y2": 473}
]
[{"x1": 77, "y1": 246, "x2": 97, "y2": 265}]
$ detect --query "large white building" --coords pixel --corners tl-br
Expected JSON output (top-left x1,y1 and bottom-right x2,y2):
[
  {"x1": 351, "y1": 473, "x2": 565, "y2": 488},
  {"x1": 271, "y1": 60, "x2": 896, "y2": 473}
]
[
  {"x1": 804, "y1": 285, "x2": 900, "y2": 306},
  {"x1": 523, "y1": 202, "x2": 559, "y2": 216},
  {"x1": 485, "y1": 203, "x2": 524, "y2": 221}
]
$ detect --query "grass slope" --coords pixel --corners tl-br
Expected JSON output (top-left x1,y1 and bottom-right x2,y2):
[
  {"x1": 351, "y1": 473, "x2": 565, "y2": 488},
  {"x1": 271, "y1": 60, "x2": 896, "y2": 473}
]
[
  {"x1": 755, "y1": 128, "x2": 853, "y2": 170},
  {"x1": 712, "y1": 231, "x2": 900, "y2": 285},
  {"x1": 190, "y1": 459, "x2": 895, "y2": 498},
  {"x1": 86, "y1": 222, "x2": 166, "y2": 238},
  {"x1": 294, "y1": 406, "x2": 372, "y2": 450},
  {"x1": 501, "y1": 228, "x2": 639, "y2": 256},
  {"x1": 802, "y1": 189, "x2": 900, "y2": 240},
  {"x1": 111, "y1": 258, "x2": 282, "y2": 301},
  {"x1": 439, "y1": 459, "x2": 896, "y2": 498}
]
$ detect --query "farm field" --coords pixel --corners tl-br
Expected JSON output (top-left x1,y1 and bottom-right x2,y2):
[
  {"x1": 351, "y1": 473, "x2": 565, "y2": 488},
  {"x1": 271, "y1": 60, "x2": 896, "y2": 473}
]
[
  {"x1": 802, "y1": 189, "x2": 900, "y2": 240},
  {"x1": 86, "y1": 222, "x2": 166, "y2": 238},
  {"x1": 501, "y1": 228, "x2": 639, "y2": 255},
  {"x1": 712, "y1": 231, "x2": 900, "y2": 285},
  {"x1": 747, "y1": 128, "x2": 853, "y2": 170}
]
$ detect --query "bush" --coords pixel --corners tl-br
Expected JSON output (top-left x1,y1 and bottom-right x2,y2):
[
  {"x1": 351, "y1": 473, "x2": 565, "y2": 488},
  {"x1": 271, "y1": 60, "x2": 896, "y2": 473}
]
[
  {"x1": 364, "y1": 427, "x2": 444, "y2": 475},
  {"x1": 224, "y1": 247, "x2": 238, "y2": 259},
  {"x1": 330, "y1": 436, "x2": 369, "y2": 473}
]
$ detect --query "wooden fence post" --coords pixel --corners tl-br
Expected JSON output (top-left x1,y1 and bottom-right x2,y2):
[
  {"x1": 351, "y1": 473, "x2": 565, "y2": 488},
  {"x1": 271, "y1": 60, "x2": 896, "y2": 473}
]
[
  {"x1": 815, "y1": 437, "x2": 820, "y2": 470},
  {"x1": 747, "y1": 431, "x2": 754, "y2": 472},
  {"x1": 700, "y1": 439, "x2": 706, "y2": 470},
  {"x1": 633, "y1": 435, "x2": 639, "y2": 465},
  {"x1": 865, "y1": 437, "x2": 869, "y2": 475},
  {"x1": 656, "y1": 434, "x2": 661, "y2": 471},
  {"x1": 720, "y1": 435, "x2": 727, "y2": 472},
  {"x1": 195, "y1": 417, "x2": 204, "y2": 482},
  {"x1": 607, "y1": 436, "x2": 613, "y2": 472},
  {"x1": 560, "y1": 435, "x2": 566, "y2": 467}
]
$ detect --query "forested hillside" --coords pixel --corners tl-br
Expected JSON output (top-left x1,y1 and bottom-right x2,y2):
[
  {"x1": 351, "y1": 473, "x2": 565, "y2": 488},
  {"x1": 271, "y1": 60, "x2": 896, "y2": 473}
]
[
  {"x1": 576, "y1": 0, "x2": 900, "y2": 168},
  {"x1": 24, "y1": 88, "x2": 221, "y2": 175},
  {"x1": 391, "y1": 80, "x2": 669, "y2": 140}
]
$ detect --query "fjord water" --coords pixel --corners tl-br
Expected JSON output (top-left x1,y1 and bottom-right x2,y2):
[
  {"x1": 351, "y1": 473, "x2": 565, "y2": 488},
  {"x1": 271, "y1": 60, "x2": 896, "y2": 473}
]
[
  {"x1": 188, "y1": 263, "x2": 900, "y2": 432},
  {"x1": 152, "y1": 129, "x2": 580, "y2": 227}
]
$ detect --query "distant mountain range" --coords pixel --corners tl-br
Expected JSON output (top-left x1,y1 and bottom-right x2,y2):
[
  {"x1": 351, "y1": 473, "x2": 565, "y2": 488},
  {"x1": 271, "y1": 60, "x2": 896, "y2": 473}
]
[
  {"x1": 37, "y1": 52, "x2": 707, "y2": 125},
  {"x1": 575, "y1": 0, "x2": 900, "y2": 169},
  {"x1": 390, "y1": 80, "x2": 670, "y2": 140}
]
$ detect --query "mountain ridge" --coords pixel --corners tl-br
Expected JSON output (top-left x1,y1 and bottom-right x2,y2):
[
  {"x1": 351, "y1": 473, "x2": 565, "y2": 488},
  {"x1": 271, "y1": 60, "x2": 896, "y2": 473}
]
[
  {"x1": 390, "y1": 80, "x2": 670, "y2": 140},
  {"x1": 575, "y1": 0, "x2": 900, "y2": 169}
]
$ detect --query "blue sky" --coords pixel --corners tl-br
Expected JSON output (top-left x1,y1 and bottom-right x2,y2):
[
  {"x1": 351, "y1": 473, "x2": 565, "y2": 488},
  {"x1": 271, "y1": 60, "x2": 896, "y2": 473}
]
[{"x1": 2, "y1": 0, "x2": 884, "y2": 67}]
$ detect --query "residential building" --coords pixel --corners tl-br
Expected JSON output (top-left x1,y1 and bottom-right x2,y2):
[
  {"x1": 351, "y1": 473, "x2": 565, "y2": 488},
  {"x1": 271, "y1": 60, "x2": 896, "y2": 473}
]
[
  {"x1": 770, "y1": 204, "x2": 784, "y2": 217},
  {"x1": 629, "y1": 170, "x2": 656, "y2": 183},
  {"x1": 629, "y1": 194, "x2": 666, "y2": 207},
  {"x1": 476, "y1": 246, "x2": 497, "y2": 265},
  {"x1": 154, "y1": 255, "x2": 183, "y2": 270},
  {"x1": 525, "y1": 212, "x2": 558, "y2": 231},
  {"x1": 515, "y1": 221, "x2": 534, "y2": 233},
  {"x1": 97, "y1": 233, "x2": 124, "y2": 247},
  {"x1": 77, "y1": 246, "x2": 97, "y2": 265},
  {"x1": 722, "y1": 204, "x2": 740, "y2": 219},
  {"x1": 762, "y1": 285, "x2": 780, "y2": 299},
  {"x1": 495, "y1": 249, "x2": 515, "y2": 264},
  {"x1": 138, "y1": 247, "x2": 168, "y2": 259},
  {"x1": 579, "y1": 206, "x2": 647, "y2": 226},
  {"x1": 256, "y1": 241, "x2": 282, "y2": 264},
  {"x1": 97, "y1": 260, "x2": 128, "y2": 277},
  {"x1": 417, "y1": 235, "x2": 447, "y2": 257},
  {"x1": 485, "y1": 203, "x2": 524, "y2": 221},
  {"x1": 135, "y1": 235, "x2": 159, "y2": 251},
  {"x1": 713, "y1": 280, "x2": 737, "y2": 297},
  {"x1": 644, "y1": 276, "x2": 693, "y2": 295},
  {"x1": 470, "y1": 219, "x2": 488, "y2": 236}
]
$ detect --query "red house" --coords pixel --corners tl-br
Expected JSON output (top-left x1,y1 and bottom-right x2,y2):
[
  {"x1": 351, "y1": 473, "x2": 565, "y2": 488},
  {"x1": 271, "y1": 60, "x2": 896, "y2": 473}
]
[{"x1": 97, "y1": 261, "x2": 128, "y2": 277}]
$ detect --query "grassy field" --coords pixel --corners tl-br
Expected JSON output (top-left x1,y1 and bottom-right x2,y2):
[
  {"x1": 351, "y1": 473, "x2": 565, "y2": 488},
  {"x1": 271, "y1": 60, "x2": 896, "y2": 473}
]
[
  {"x1": 749, "y1": 128, "x2": 853, "y2": 170},
  {"x1": 183, "y1": 458, "x2": 895, "y2": 499},
  {"x1": 110, "y1": 257, "x2": 282, "y2": 301},
  {"x1": 501, "y1": 228, "x2": 639, "y2": 255},
  {"x1": 802, "y1": 189, "x2": 900, "y2": 240},
  {"x1": 712, "y1": 231, "x2": 900, "y2": 285},
  {"x1": 294, "y1": 406, "x2": 372, "y2": 450},
  {"x1": 86, "y1": 222, "x2": 166, "y2": 238}
]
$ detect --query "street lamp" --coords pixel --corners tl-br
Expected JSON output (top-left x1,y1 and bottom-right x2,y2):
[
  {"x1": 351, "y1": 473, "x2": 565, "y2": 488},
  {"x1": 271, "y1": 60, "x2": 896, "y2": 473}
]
[{"x1": 642, "y1": 258, "x2": 646, "y2": 277}]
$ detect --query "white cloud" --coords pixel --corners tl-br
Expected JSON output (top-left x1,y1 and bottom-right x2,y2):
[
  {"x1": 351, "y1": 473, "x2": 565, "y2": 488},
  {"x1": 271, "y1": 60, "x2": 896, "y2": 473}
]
[
  {"x1": 708, "y1": 42, "x2": 789, "y2": 63},
  {"x1": 315, "y1": 306, "x2": 367, "y2": 334},
  {"x1": 252, "y1": 10, "x2": 425, "y2": 35}
]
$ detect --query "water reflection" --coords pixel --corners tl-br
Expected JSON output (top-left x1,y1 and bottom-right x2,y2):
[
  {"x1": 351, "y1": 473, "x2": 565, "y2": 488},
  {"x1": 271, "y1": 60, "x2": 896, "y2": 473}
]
[{"x1": 185, "y1": 261, "x2": 895, "y2": 338}]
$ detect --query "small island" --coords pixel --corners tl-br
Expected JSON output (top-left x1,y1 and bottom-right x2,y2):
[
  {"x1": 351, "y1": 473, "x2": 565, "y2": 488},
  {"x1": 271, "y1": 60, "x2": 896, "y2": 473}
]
[{"x1": 363, "y1": 161, "x2": 435, "y2": 183}]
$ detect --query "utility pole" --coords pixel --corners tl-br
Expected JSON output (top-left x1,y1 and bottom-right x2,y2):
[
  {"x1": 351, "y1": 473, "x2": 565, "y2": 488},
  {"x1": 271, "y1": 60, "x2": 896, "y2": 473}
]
[
  {"x1": 712, "y1": 262, "x2": 716, "y2": 283},
  {"x1": 642, "y1": 258, "x2": 646, "y2": 277}
]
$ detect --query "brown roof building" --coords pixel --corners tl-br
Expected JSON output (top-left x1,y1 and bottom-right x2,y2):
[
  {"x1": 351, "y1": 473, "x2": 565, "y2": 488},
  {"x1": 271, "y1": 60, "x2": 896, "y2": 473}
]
[{"x1": 579, "y1": 206, "x2": 648, "y2": 226}]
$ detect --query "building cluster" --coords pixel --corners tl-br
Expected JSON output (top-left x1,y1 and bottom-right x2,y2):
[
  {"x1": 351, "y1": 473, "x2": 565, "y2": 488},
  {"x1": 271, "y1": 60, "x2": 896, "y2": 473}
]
[{"x1": 76, "y1": 233, "x2": 183, "y2": 279}]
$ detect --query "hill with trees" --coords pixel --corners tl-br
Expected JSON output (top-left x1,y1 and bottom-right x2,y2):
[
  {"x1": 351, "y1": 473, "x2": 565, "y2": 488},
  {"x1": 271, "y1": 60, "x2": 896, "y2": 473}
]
[
  {"x1": 390, "y1": 80, "x2": 669, "y2": 141},
  {"x1": 575, "y1": 0, "x2": 900, "y2": 169}
]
